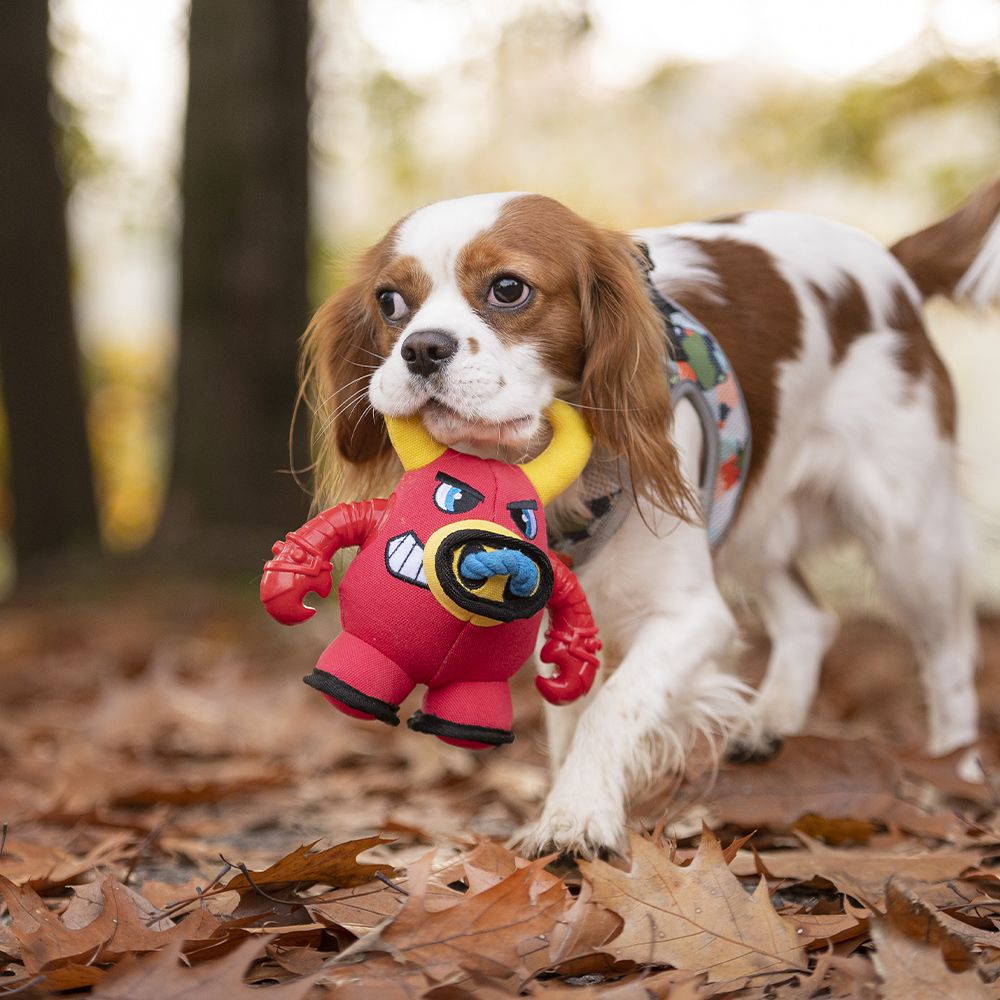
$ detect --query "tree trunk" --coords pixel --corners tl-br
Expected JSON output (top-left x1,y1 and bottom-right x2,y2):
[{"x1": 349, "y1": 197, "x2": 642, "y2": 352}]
[
  {"x1": 0, "y1": 0, "x2": 100, "y2": 577},
  {"x1": 161, "y1": 0, "x2": 311, "y2": 566}
]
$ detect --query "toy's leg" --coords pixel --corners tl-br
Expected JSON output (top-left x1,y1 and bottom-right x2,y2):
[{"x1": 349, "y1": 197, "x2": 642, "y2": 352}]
[
  {"x1": 304, "y1": 631, "x2": 414, "y2": 727},
  {"x1": 408, "y1": 681, "x2": 513, "y2": 750}
]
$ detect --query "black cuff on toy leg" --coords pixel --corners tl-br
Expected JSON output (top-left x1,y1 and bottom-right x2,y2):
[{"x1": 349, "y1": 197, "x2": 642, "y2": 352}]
[
  {"x1": 303, "y1": 670, "x2": 400, "y2": 726},
  {"x1": 407, "y1": 710, "x2": 514, "y2": 746}
]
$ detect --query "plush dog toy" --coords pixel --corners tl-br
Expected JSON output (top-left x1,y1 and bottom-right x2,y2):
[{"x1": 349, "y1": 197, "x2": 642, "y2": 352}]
[{"x1": 260, "y1": 401, "x2": 601, "y2": 749}]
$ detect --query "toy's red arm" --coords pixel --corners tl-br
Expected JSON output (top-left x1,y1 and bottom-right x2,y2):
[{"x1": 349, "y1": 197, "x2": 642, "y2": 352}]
[
  {"x1": 261, "y1": 499, "x2": 389, "y2": 625},
  {"x1": 536, "y1": 555, "x2": 601, "y2": 705}
]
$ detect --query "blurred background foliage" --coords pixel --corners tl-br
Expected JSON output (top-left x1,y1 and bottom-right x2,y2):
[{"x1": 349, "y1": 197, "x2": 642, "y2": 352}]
[{"x1": 1, "y1": 0, "x2": 998, "y2": 603}]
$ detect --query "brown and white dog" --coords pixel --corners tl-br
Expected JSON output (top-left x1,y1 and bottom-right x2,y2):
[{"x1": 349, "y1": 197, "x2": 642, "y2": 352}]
[{"x1": 304, "y1": 183, "x2": 1000, "y2": 856}]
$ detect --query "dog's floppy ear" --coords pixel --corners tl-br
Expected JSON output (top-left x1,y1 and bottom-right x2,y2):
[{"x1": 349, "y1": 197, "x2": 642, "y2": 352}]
[
  {"x1": 301, "y1": 253, "x2": 395, "y2": 505},
  {"x1": 578, "y1": 228, "x2": 698, "y2": 524}
]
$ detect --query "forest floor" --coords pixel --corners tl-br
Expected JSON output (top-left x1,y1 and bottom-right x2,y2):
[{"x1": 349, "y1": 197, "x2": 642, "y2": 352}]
[{"x1": 2, "y1": 576, "x2": 1000, "y2": 998}]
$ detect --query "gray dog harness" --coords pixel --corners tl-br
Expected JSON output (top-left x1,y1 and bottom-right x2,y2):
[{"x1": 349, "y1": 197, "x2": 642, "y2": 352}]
[{"x1": 549, "y1": 289, "x2": 752, "y2": 566}]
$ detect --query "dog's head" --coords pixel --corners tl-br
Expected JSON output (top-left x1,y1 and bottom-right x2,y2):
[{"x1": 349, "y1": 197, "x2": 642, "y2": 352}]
[{"x1": 305, "y1": 192, "x2": 692, "y2": 519}]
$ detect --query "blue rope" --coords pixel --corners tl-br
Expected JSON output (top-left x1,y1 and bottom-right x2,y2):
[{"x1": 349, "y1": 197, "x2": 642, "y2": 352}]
[{"x1": 459, "y1": 548, "x2": 539, "y2": 597}]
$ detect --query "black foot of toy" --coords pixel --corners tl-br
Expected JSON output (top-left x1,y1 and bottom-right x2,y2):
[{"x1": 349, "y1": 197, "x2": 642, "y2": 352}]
[
  {"x1": 407, "y1": 710, "x2": 514, "y2": 746},
  {"x1": 303, "y1": 670, "x2": 400, "y2": 726},
  {"x1": 726, "y1": 734, "x2": 784, "y2": 764}
]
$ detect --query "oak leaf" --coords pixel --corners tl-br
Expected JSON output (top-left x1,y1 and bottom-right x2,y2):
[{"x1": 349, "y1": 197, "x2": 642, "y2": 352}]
[
  {"x1": 308, "y1": 881, "x2": 406, "y2": 935},
  {"x1": 707, "y1": 737, "x2": 962, "y2": 840},
  {"x1": 729, "y1": 838, "x2": 983, "y2": 906},
  {"x1": 882, "y1": 877, "x2": 1000, "y2": 972},
  {"x1": 871, "y1": 916, "x2": 993, "y2": 999},
  {"x1": 0, "y1": 832, "x2": 134, "y2": 891},
  {"x1": 222, "y1": 836, "x2": 394, "y2": 895},
  {"x1": 89, "y1": 937, "x2": 319, "y2": 999},
  {"x1": 0, "y1": 874, "x2": 220, "y2": 975},
  {"x1": 581, "y1": 831, "x2": 807, "y2": 983},
  {"x1": 344, "y1": 856, "x2": 570, "y2": 979}
]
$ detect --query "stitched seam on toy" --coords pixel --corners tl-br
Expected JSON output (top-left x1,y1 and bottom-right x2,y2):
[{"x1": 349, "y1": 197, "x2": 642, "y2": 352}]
[
  {"x1": 303, "y1": 670, "x2": 400, "y2": 725},
  {"x1": 407, "y1": 710, "x2": 514, "y2": 745}
]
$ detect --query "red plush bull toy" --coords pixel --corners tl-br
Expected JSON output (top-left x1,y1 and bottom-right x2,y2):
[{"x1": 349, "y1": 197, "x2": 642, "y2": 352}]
[{"x1": 260, "y1": 401, "x2": 601, "y2": 749}]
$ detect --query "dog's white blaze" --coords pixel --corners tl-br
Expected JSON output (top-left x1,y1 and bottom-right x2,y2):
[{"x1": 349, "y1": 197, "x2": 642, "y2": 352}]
[{"x1": 395, "y1": 192, "x2": 526, "y2": 285}]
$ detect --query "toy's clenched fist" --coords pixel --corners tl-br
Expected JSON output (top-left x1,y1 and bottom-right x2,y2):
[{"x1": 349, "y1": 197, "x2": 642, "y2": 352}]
[
  {"x1": 261, "y1": 499, "x2": 389, "y2": 625},
  {"x1": 534, "y1": 554, "x2": 601, "y2": 705},
  {"x1": 261, "y1": 533, "x2": 333, "y2": 624},
  {"x1": 536, "y1": 625, "x2": 601, "y2": 705}
]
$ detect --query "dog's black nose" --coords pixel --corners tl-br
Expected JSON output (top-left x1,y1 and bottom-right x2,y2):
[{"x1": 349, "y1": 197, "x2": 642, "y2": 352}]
[{"x1": 400, "y1": 329, "x2": 458, "y2": 377}]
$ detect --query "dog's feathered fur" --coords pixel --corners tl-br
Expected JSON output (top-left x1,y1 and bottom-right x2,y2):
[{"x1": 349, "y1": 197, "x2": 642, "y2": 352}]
[{"x1": 302, "y1": 182, "x2": 999, "y2": 855}]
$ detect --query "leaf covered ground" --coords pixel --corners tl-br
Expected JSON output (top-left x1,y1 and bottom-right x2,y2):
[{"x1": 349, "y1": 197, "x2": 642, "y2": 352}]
[{"x1": 2, "y1": 579, "x2": 1000, "y2": 998}]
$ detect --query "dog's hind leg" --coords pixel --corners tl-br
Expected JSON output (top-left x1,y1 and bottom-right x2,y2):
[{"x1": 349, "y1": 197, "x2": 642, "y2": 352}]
[
  {"x1": 828, "y1": 334, "x2": 980, "y2": 759},
  {"x1": 729, "y1": 562, "x2": 838, "y2": 760},
  {"x1": 856, "y1": 464, "x2": 979, "y2": 758}
]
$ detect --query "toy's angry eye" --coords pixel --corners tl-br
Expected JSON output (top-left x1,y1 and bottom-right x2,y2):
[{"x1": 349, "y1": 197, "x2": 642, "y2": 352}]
[
  {"x1": 433, "y1": 472, "x2": 484, "y2": 514},
  {"x1": 508, "y1": 500, "x2": 538, "y2": 539}
]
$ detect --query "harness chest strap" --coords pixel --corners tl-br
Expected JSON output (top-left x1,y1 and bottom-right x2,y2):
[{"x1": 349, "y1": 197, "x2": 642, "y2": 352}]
[{"x1": 549, "y1": 289, "x2": 752, "y2": 565}]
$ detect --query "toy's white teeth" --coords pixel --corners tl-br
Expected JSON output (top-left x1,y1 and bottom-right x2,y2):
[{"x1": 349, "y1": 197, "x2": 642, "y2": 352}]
[{"x1": 385, "y1": 531, "x2": 428, "y2": 587}]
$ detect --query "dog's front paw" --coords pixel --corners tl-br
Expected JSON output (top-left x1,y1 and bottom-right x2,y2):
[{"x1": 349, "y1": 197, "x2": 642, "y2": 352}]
[{"x1": 516, "y1": 799, "x2": 627, "y2": 860}]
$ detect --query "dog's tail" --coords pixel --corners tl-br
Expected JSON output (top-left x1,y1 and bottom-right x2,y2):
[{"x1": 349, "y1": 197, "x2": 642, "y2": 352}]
[{"x1": 890, "y1": 178, "x2": 1000, "y2": 308}]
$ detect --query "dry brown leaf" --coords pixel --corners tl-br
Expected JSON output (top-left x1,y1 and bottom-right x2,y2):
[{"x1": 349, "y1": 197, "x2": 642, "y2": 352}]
[
  {"x1": 89, "y1": 936, "x2": 319, "y2": 999},
  {"x1": 730, "y1": 839, "x2": 983, "y2": 906},
  {"x1": 138, "y1": 876, "x2": 239, "y2": 916},
  {"x1": 222, "y1": 836, "x2": 394, "y2": 895},
  {"x1": 882, "y1": 878, "x2": 1000, "y2": 972},
  {"x1": 771, "y1": 951, "x2": 880, "y2": 999},
  {"x1": 792, "y1": 813, "x2": 874, "y2": 846},
  {"x1": 321, "y1": 953, "x2": 460, "y2": 999},
  {"x1": 308, "y1": 881, "x2": 406, "y2": 935},
  {"x1": 782, "y1": 910, "x2": 869, "y2": 949},
  {"x1": 871, "y1": 916, "x2": 993, "y2": 999},
  {"x1": 0, "y1": 832, "x2": 134, "y2": 890},
  {"x1": 0, "y1": 874, "x2": 221, "y2": 975},
  {"x1": 62, "y1": 880, "x2": 173, "y2": 931},
  {"x1": 543, "y1": 877, "x2": 622, "y2": 972},
  {"x1": 706, "y1": 737, "x2": 963, "y2": 840},
  {"x1": 581, "y1": 831, "x2": 807, "y2": 984},
  {"x1": 344, "y1": 857, "x2": 570, "y2": 979}
]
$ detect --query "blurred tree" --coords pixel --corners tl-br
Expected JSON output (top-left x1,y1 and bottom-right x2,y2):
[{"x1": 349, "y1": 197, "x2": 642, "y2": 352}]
[
  {"x1": 160, "y1": 0, "x2": 311, "y2": 565},
  {"x1": 0, "y1": 1, "x2": 100, "y2": 578}
]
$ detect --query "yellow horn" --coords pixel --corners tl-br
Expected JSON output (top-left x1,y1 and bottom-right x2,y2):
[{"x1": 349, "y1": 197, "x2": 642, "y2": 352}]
[
  {"x1": 519, "y1": 400, "x2": 592, "y2": 505},
  {"x1": 385, "y1": 414, "x2": 447, "y2": 471}
]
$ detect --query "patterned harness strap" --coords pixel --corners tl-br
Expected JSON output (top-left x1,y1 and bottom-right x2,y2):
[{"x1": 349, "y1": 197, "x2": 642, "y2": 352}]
[{"x1": 549, "y1": 284, "x2": 752, "y2": 565}]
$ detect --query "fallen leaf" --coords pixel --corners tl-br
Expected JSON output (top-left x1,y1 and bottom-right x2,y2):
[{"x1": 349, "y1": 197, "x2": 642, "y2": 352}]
[
  {"x1": 321, "y1": 953, "x2": 460, "y2": 999},
  {"x1": 705, "y1": 737, "x2": 963, "y2": 840},
  {"x1": 308, "y1": 881, "x2": 406, "y2": 935},
  {"x1": 62, "y1": 880, "x2": 173, "y2": 931},
  {"x1": 89, "y1": 936, "x2": 319, "y2": 998},
  {"x1": 344, "y1": 856, "x2": 570, "y2": 979},
  {"x1": 883, "y1": 878, "x2": 1000, "y2": 970},
  {"x1": 730, "y1": 838, "x2": 984, "y2": 906},
  {"x1": 0, "y1": 874, "x2": 221, "y2": 974},
  {"x1": 0, "y1": 832, "x2": 134, "y2": 890},
  {"x1": 871, "y1": 916, "x2": 993, "y2": 999},
  {"x1": 581, "y1": 831, "x2": 807, "y2": 983},
  {"x1": 222, "y1": 837, "x2": 394, "y2": 895},
  {"x1": 782, "y1": 909, "x2": 869, "y2": 949},
  {"x1": 792, "y1": 813, "x2": 874, "y2": 846}
]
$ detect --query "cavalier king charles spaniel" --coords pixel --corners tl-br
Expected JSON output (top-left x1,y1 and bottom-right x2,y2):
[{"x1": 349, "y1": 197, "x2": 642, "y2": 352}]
[{"x1": 302, "y1": 182, "x2": 1000, "y2": 856}]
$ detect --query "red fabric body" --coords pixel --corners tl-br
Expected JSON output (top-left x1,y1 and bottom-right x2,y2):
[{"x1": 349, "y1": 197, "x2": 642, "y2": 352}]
[{"x1": 317, "y1": 451, "x2": 548, "y2": 737}]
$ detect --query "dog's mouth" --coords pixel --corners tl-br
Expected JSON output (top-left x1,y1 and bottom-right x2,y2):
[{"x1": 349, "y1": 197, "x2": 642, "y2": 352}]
[{"x1": 422, "y1": 398, "x2": 536, "y2": 448}]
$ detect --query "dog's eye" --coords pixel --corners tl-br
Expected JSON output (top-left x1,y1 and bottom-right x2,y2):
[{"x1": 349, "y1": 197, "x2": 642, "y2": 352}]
[
  {"x1": 377, "y1": 290, "x2": 409, "y2": 321},
  {"x1": 488, "y1": 277, "x2": 530, "y2": 308}
]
